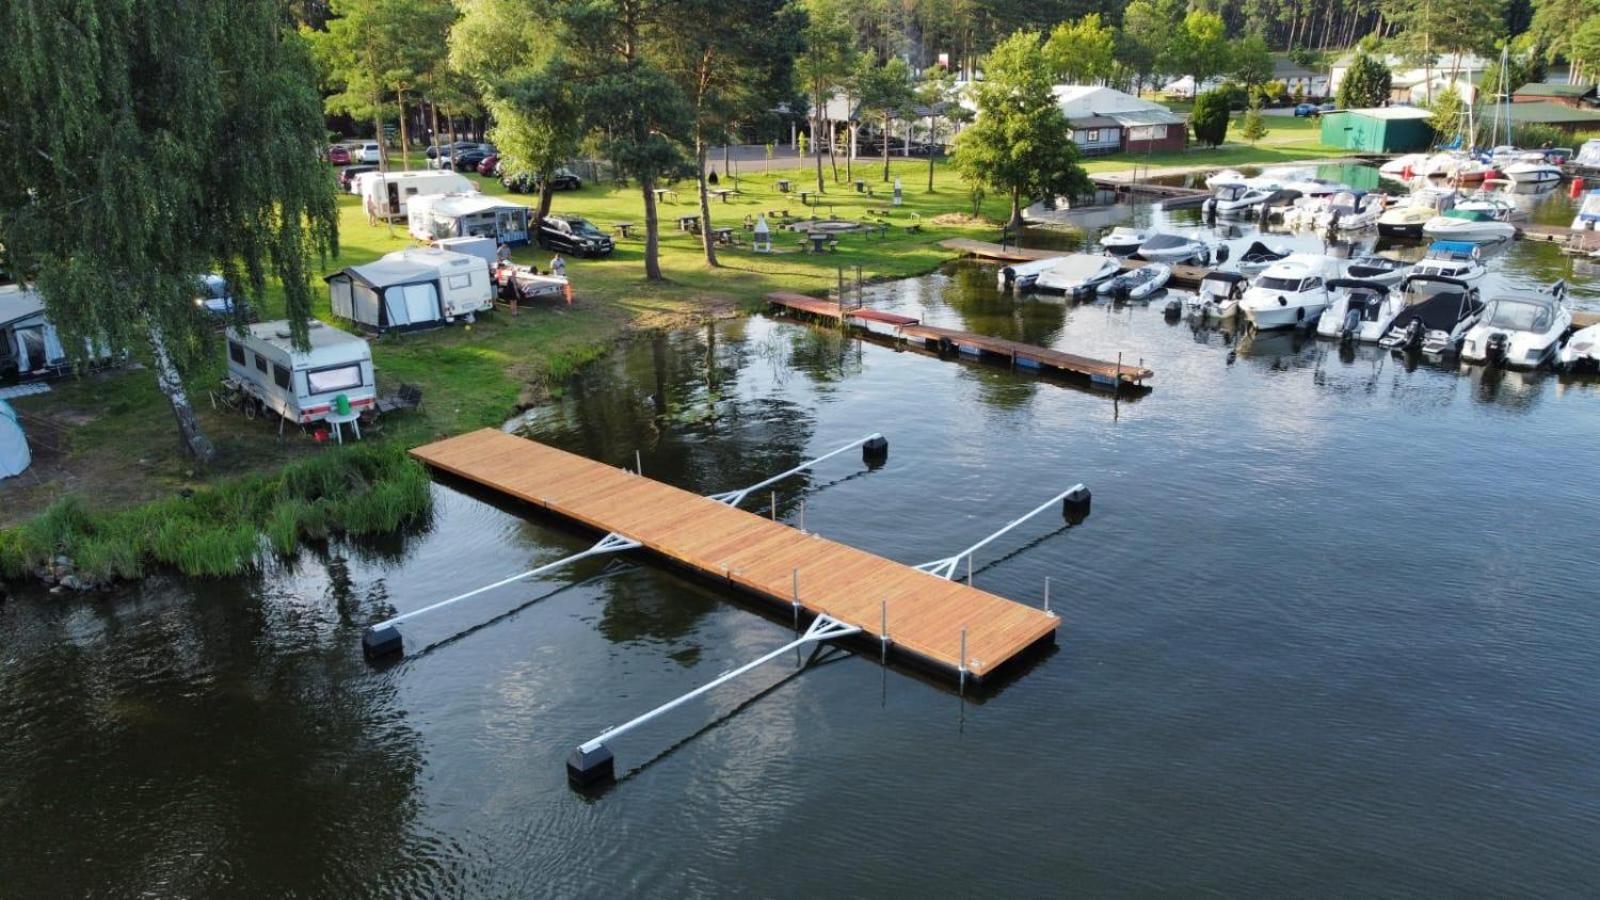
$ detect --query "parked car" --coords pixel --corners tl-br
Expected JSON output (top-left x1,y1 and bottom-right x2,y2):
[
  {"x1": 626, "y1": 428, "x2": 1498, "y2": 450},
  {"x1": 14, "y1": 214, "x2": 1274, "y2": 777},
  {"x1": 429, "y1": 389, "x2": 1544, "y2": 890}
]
[
  {"x1": 477, "y1": 154, "x2": 499, "y2": 176},
  {"x1": 544, "y1": 168, "x2": 583, "y2": 190},
  {"x1": 339, "y1": 164, "x2": 378, "y2": 193},
  {"x1": 328, "y1": 144, "x2": 351, "y2": 165},
  {"x1": 1317, "y1": 103, "x2": 1337, "y2": 115},
  {"x1": 194, "y1": 274, "x2": 250, "y2": 321},
  {"x1": 537, "y1": 215, "x2": 614, "y2": 257},
  {"x1": 1293, "y1": 103, "x2": 1317, "y2": 117},
  {"x1": 502, "y1": 171, "x2": 536, "y2": 193}
]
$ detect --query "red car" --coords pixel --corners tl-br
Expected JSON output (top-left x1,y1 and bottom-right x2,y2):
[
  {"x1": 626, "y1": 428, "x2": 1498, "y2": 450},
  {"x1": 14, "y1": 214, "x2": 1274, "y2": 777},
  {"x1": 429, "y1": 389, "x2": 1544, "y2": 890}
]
[
  {"x1": 477, "y1": 154, "x2": 499, "y2": 176},
  {"x1": 328, "y1": 144, "x2": 351, "y2": 165}
]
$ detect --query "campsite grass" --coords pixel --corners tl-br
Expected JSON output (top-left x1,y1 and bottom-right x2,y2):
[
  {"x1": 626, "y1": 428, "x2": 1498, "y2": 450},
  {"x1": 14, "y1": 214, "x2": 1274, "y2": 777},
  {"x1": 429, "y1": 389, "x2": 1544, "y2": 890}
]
[{"x1": 2, "y1": 129, "x2": 1348, "y2": 533}]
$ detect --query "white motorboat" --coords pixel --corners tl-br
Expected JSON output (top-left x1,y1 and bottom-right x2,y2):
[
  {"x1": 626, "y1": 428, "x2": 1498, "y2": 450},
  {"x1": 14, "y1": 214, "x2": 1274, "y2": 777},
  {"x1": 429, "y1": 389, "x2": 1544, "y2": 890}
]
[
  {"x1": 1135, "y1": 233, "x2": 1211, "y2": 264},
  {"x1": 1422, "y1": 208, "x2": 1516, "y2": 243},
  {"x1": 1234, "y1": 240, "x2": 1291, "y2": 275},
  {"x1": 1558, "y1": 321, "x2": 1600, "y2": 369},
  {"x1": 1576, "y1": 139, "x2": 1600, "y2": 168},
  {"x1": 1239, "y1": 254, "x2": 1340, "y2": 330},
  {"x1": 1033, "y1": 253, "x2": 1122, "y2": 297},
  {"x1": 1460, "y1": 281, "x2": 1572, "y2": 368},
  {"x1": 1570, "y1": 189, "x2": 1600, "y2": 232},
  {"x1": 1316, "y1": 279, "x2": 1406, "y2": 343},
  {"x1": 1378, "y1": 187, "x2": 1457, "y2": 237},
  {"x1": 1185, "y1": 270, "x2": 1249, "y2": 319},
  {"x1": 1380, "y1": 153, "x2": 1432, "y2": 177},
  {"x1": 1380, "y1": 275, "x2": 1485, "y2": 356},
  {"x1": 1099, "y1": 226, "x2": 1151, "y2": 255},
  {"x1": 1204, "y1": 182, "x2": 1275, "y2": 216},
  {"x1": 1205, "y1": 169, "x2": 1245, "y2": 188},
  {"x1": 1502, "y1": 159, "x2": 1563, "y2": 185},
  {"x1": 1412, "y1": 241, "x2": 1487, "y2": 283},
  {"x1": 1454, "y1": 183, "x2": 1519, "y2": 220},
  {"x1": 1343, "y1": 254, "x2": 1413, "y2": 287},
  {"x1": 1314, "y1": 190, "x2": 1384, "y2": 231},
  {"x1": 1097, "y1": 262, "x2": 1171, "y2": 300},
  {"x1": 997, "y1": 257, "x2": 1058, "y2": 292}
]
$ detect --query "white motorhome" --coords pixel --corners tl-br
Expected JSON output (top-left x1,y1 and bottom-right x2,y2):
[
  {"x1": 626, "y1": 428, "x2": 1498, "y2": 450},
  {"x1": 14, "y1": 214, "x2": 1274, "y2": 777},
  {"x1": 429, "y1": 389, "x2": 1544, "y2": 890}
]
[
  {"x1": 225, "y1": 320, "x2": 376, "y2": 425},
  {"x1": 359, "y1": 170, "x2": 474, "y2": 220},
  {"x1": 0, "y1": 284, "x2": 116, "y2": 378},
  {"x1": 408, "y1": 193, "x2": 533, "y2": 246},
  {"x1": 325, "y1": 247, "x2": 494, "y2": 332}
]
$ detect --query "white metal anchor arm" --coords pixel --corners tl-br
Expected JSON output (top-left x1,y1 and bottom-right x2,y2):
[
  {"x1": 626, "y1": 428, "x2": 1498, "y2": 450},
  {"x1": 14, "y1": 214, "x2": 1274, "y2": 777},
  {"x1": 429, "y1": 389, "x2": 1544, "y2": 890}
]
[
  {"x1": 578, "y1": 613, "x2": 861, "y2": 754},
  {"x1": 373, "y1": 531, "x2": 641, "y2": 630},
  {"x1": 707, "y1": 432, "x2": 884, "y2": 507},
  {"x1": 915, "y1": 484, "x2": 1088, "y2": 580}
]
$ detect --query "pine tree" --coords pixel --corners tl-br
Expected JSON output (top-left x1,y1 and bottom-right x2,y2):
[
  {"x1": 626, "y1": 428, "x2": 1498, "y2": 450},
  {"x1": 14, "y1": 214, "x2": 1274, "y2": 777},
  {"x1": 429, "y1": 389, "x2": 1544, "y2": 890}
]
[
  {"x1": 1240, "y1": 101, "x2": 1269, "y2": 144},
  {"x1": 1337, "y1": 51, "x2": 1393, "y2": 109}
]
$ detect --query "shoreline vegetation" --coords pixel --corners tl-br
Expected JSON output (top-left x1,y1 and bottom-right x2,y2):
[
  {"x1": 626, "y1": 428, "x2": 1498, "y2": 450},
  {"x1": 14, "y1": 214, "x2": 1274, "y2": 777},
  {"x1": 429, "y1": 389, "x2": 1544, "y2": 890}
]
[
  {"x1": 0, "y1": 445, "x2": 432, "y2": 589},
  {"x1": 0, "y1": 119, "x2": 1344, "y2": 552}
]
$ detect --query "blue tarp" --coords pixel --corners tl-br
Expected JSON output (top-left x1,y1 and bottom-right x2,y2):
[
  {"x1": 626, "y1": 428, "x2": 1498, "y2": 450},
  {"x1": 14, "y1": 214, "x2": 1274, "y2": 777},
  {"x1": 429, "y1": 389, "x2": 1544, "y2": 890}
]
[{"x1": 1427, "y1": 241, "x2": 1480, "y2": 259}]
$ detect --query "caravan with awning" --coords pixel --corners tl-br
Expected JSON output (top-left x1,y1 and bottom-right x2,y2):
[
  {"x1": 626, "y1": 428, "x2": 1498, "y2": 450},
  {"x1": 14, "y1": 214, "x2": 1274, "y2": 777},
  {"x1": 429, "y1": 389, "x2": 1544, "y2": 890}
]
[
  {"x1": 0, "y1": 284, "x2": 116, "y2": 378},
  {"x1": 325, "y1": 248, "x2": 494, "y2": 332}
]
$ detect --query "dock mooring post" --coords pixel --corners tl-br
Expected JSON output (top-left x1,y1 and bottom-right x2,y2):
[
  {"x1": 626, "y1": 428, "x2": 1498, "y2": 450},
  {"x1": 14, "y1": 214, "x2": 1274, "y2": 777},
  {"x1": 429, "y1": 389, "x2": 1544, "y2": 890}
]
[
  {"x1": 959, "y1": 628, "x2": 969, "y2": 694},
  {"x1": 635, "y1": 449, "x2": 643, "y2": 477},
  {"x1": 1044, "y1": 576, "x2": 1052, "y2": 614},
  {"x1": 880, "y1": 599, "x2": 889, "y2": 663},
  {"x1": 791, "y1": 567, "x2": 800, "y2": 629},
  {"x1": 771, "y1": 491, "x2": 777, "y2": 521}
]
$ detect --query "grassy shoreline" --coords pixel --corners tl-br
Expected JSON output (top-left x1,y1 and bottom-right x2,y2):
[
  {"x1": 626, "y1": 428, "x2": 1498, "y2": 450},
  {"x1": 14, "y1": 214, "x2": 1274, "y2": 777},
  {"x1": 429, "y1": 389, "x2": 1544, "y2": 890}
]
[{"x1": 2, "y1": 123, "x2": 1341, "y2": 532}]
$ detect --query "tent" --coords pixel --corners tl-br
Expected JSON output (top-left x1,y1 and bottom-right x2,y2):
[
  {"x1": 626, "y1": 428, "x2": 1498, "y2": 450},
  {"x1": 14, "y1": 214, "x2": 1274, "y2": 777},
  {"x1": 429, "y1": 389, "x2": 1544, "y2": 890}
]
[
  {"x1": 0, "y1": 399, "x2": 29, "y2": 479},
  {"x1": 325, "y1": 249, "x2": 494, "y2": 332}
]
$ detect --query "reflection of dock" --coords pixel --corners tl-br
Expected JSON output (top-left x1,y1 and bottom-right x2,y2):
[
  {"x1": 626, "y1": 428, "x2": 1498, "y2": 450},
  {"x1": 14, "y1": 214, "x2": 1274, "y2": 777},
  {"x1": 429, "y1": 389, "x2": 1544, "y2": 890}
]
[
  {"x1": 766, "y1": 292, "x2": 1154, "y2": 386},
  {"x1": 410, "y1": 429, "x2": 1060, "y2": 682},
  {"x1": 938, "y1": 239, "x2": 1208, "y2": 288}
]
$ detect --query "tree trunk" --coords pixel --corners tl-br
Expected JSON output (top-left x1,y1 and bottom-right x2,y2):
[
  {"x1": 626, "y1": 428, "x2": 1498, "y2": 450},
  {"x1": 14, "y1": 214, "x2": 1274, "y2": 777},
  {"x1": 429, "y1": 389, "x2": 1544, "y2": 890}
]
[
  {"x1": 812, "y1": 84, "x2": 826, "y2": 192},
  {"x1": 927, "y1": 120, "x2": 936, "y2": 191},
  {"x1": 147, "y1": 319, "x2": 214, "y2": 465},
  {"x1": 374, "y1": 111, "x2": 388, "y2": 172},
  {"x1": 536, "y1": 180, "x2": 554, "y2": 224},
  {"x1": 430, "y1": 102, "x2": 440, "y2": 163},
  {"x1": 641, "y1": 179, "x2": 663, "y2": 280},
  {"x1": 828, "y1": 120, "x2": 839, "y2": 182},
  {"x1": 1009, "y1": 188, "x2": 1024, "y2": 230},
  {"x1": 882, "y1": 114, "x2": 891, "y2": 181},
  {"x1": 397, "y1": 92, "x2": 410, "y2": 171},
  {"x1": 845, "y1": 123, "x2": 854, "y2": 180},
  {"x1": 696, "y1": 136, "x2": 719, "y2": 267}
]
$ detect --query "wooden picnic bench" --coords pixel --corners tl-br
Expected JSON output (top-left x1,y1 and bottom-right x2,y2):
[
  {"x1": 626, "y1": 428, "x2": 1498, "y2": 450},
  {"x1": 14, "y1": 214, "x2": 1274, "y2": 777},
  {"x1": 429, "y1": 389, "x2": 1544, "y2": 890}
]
[{"x1": 612, "y1": 222, "x2": 636, "y2": 238}]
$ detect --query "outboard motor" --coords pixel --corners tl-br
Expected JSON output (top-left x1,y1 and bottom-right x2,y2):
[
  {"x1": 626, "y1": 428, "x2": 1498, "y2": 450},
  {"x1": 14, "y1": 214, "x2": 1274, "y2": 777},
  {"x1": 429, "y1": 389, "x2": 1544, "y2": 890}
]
[
  {"x1": 1340, "y1": 308, "x2": 1361, "y2": 343},
  {"x1": 1163, "y1": 297, "x2": 1183, "y2": 318},
  {"x1": 1214, "y1": 244, "x2": 1230, "y2": 265},
  {"x1": 1000, "y1": 265, "x2": 1017, "y2": 292},
  {"x1": 1485, "y1": 332, "x2": 1510, "y2": 365},
  {"x1": 1395, "y1": 317, "x2": 1425, "y2": 351},
  {"x1": 1197, "y1": 247, "x2": 1212, "y2": 266}
]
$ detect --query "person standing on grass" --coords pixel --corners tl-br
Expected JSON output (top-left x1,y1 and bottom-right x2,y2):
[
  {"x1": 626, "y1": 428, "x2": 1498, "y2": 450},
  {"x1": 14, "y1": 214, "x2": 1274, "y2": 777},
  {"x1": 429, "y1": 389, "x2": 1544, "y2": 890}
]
[
  {"x1": 551, "y1": 254, "x2": 566, "y2": 278},
  {"x1": 496, "y1": 242, "x2": 511, "y2": 265}
]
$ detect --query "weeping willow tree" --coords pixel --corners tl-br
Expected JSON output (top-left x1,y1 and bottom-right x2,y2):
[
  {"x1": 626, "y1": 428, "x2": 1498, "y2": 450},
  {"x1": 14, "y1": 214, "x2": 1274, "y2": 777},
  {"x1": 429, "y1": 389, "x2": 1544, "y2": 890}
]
[{"x1": 0, "y1": 0, "x2": 338, "y2": 464}]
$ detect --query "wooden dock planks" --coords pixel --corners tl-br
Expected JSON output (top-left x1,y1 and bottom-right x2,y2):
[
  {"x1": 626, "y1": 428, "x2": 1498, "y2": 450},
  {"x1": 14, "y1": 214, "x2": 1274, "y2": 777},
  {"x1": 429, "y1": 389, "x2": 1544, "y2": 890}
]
[{"x1": 411, "y1": 429, "x2": 1059, "y2": 681}]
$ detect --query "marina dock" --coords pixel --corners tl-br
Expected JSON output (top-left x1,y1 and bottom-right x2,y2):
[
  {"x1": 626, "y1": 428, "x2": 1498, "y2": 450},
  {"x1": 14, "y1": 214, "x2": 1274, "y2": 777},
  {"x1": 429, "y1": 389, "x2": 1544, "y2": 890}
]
[
  {"x1": 410, "y1": 429, "x2": 1060, "y2": 682},
  {"x1": 938, "y1": 239, "x2": 1209, "y2": 288},
  {"x1": 766, "y1": 292, "x2": 1154, "y2": 386}
]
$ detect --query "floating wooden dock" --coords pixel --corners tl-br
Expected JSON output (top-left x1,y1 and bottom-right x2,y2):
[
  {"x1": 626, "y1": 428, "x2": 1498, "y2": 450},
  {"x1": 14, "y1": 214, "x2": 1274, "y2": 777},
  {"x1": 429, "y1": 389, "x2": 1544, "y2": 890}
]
[
  {"x1": 899, "y1": 324, "x2": 1152, "y2": 385},
  {"x1": 939, "y1": 239, "x2": 1208, "y2": 288},
  {"x1": 767, "y1": 292, "x2": 1154, "y2": 386},
  {"x1": 410, "y1": 429, "x2": 1060, "y2": 682}
]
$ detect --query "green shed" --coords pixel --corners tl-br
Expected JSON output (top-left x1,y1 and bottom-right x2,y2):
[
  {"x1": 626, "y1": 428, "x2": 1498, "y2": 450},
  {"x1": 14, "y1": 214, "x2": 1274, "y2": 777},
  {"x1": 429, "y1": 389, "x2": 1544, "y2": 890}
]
[{"x1": 1320, "y1": 107, "x2": 1435, "y2": 153}]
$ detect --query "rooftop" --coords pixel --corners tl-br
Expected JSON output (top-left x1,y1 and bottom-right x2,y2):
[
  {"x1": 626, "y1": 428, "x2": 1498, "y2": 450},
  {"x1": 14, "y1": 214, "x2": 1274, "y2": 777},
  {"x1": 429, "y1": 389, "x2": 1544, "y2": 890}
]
[
  {"x1": 1514, "y1": 81, "x2": 1596, "y2": 98},
  {"x1": 1477, "y1": 100, "x2": 1600, "y2": 125},
  {"x1": 1333, "y1": 106, "x2": 1433, "y2": 120},
  {"x1": 247, "y1": 320, "x2": 369, "y2": 355}
]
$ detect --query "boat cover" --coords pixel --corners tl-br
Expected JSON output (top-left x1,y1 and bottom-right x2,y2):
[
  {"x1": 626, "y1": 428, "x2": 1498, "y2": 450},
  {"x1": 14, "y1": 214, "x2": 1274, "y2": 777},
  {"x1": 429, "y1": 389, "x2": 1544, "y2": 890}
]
[
  {"x1": 1139, "y1": 233, "x2": 1198, "y2": 251},
  {"x1": 1390, "y1": 291, "x2": 1483, "y2": 333},
  {"x1": 1238, "y1": 241, "x2": 1289, "y2": 263},
  {"x1": 1426, "y1": 241, "x2": 1480, "y2": 260}
]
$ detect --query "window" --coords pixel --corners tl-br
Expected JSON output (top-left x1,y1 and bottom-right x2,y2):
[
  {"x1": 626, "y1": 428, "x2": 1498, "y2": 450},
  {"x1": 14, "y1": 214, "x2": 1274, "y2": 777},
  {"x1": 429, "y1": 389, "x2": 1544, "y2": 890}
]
[
  {"x1": 272, "y1": 363, "x2": 292, "y2": 390},
  {"x1": 1152, "y1": 125, "x2": 1167, "y2": 139},
  {"x1": 447, "y1": 273, "x2": 473, "y2": 290},
  {"x1": 405, "y1": 187, "x2": 419, "y2": 196},
  {"x1": 1086, "y1": 129, "x2": 1100, "y2": 142},
  {"x1": 306, "y1": 364, "x2": 363, "y2": 395},
  {"x1": 254, "y1": 352, "x2": 268, "y2": 374},
  {"x1": 228, "y1": 341, "x2": 246, "y2": 365}
]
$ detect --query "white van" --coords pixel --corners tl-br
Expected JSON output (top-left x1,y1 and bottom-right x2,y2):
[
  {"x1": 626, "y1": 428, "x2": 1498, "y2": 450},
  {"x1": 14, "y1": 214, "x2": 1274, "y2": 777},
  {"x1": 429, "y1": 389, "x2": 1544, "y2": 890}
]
[
  {"x1": 355, "y1": 142, "x2": 382, "y2": 163},
  {"x1": 226, "y1": 320, "x2": 376, "y2": 425},
  {"x1": 359, "y1": 170, "x2": 474, "y2": 220}
]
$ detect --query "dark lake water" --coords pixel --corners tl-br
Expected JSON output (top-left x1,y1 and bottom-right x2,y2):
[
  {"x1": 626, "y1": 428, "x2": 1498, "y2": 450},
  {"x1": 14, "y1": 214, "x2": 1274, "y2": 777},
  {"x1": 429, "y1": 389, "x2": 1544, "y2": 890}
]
[{"x1": 4, "y1": 173, "x2": 1600, "y2": 896}]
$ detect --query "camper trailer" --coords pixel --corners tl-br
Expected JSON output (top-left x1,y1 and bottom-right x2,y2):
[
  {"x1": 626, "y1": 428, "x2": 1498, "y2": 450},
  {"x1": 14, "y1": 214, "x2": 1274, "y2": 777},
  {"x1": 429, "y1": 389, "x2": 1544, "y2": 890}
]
[
  {"x1": 359, "y1": 170, "x2": 474, "y2": 220},
  {"x1": 433, "y1": 236, "x2": 499, "y2": 267},
  {"x1": 226, "y1": 320, "x2": 376, "y2": 425},
  {"x1": 0, "y1": 284, "x2": 116, "y2": 378},
  {"x1": 408, "y1": 193, "x2": 534, "y2": 246},
  {"x1": 325, "y1": 247, "x2": 494, "y2": 332}
]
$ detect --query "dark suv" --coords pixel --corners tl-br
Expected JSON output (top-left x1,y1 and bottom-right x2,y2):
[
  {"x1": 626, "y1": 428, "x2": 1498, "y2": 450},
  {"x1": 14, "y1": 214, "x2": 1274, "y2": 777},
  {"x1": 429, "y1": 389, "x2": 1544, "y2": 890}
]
[
  {"x1": 538, "y1": 216, "x2": 614, "y2": 257},
  {"x1": 502, "y1": 168, "x2": 583, "y2": 193}
]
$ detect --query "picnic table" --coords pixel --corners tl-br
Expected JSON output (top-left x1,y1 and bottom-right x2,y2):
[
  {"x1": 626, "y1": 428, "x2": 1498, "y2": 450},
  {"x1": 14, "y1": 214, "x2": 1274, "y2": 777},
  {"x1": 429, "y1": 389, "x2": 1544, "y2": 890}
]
[
  {"x1": 652, "y1": 187, "x2": 679, "y2": 204},
  {"x1": 612, "y1": 222, "x2": 636, "y2": 238},
  {"x1": 799, "y1": 190, "x2": 815, "y2": 206},
  {"x1": 776, "y1": 179, "x2": 792, "y2": 192},
  {"x1": 677, "y1": 214, "x2": 701, "y2": 233},
  {"x1": 806, "y1": 232, "x2": 830, "y2": 253},
  {"x1": 710, "y1": 188, "x2": 736, "y2": 203},
  {"x1": 711, "y1": 226, "x2": 736, "y2": 245}
]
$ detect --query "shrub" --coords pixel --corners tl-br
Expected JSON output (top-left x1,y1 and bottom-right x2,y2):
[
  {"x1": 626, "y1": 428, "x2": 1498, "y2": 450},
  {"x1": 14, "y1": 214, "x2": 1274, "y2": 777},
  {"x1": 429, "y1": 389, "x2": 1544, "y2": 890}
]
[{"x1": 1192, "y1": 90, "x2": 1231, "y2": 147}]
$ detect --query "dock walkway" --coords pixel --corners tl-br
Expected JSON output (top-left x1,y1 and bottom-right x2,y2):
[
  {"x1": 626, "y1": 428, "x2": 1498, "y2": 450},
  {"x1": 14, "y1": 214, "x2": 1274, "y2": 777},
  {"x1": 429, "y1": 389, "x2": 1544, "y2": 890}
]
[
  {"x1": 766, "y1": 292, "x2": 1153, "y2": 385},
  {"x1": 411, "y1": 429, "x2": 1059, "y2": 681},
  {"x1": 938, "y1": 239, "x2": 1209, "y2": 288}
]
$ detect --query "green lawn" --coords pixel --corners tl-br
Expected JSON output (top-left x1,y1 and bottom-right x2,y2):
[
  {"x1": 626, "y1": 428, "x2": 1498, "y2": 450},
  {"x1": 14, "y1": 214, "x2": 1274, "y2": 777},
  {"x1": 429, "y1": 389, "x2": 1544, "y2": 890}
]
[{"x1": 6, "y1": 137, "x2": 1349, "y2": 526}]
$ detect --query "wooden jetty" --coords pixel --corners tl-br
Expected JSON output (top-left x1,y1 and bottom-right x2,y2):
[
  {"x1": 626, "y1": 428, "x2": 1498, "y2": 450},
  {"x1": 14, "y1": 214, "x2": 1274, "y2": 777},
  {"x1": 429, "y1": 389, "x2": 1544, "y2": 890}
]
[
  {"x1": 898, "y1": 324, "x2": 1153, "y2": 385},
  {"x1": 766, "y1": 292, "x2": 1154, "y2": 386},
  {"x1": 410, "y1": 429, "x2": 1060, "y2": 682},
  {"x1": 939, "y1": 239, "x2": 1208, "y2": 288}
]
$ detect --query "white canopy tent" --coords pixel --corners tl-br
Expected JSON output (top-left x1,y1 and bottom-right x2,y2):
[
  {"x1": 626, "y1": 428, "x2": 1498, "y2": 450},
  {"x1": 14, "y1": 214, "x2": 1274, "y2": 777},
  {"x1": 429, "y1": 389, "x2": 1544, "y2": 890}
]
[{"x1": 0, "y1": 399, "x2": 29, "y2": 479}]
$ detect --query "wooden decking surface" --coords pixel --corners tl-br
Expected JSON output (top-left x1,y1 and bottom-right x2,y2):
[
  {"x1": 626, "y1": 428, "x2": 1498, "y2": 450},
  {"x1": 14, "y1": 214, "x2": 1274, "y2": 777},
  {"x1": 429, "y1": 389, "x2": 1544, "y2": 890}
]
[
  {"x1": 411, "y1": 429, "x2": 1059, "y2": 680},
  {"x1": 939, "y1": 238, "x2": 1063, "y2": 262},
  {"x1": 898, "y1": 324, "x2": 1154, "y2": 383}
]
